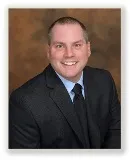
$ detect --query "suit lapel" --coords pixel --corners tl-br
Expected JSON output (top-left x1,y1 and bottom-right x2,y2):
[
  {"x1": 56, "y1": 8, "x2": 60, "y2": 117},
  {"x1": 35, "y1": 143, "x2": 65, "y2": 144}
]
[
  {"x1": 83, "y1": 67, "x2": 101, "y2": 148},
  {"x1": 45, "y1": 64, "x2": 85, "y2": 147}
]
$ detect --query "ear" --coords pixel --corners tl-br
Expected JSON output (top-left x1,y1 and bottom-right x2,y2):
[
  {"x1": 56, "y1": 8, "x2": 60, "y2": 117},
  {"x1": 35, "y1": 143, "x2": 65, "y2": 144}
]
[
  {"x1": 46, "y1": 44, "x2": 50, "y2": 59},
  {"x1": 87, "y1": 41, "x2": 91, "y2": 57}
]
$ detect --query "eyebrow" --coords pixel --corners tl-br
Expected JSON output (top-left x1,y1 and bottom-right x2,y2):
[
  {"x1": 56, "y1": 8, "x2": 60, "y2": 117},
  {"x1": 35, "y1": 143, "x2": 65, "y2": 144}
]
[
  {"x1": 52, "y1": 39, "x2": 84, "y2": 45},
  {"x1": 73, "y1": 40, "x2": 84, "y2": 43},
  {"x1": 52, "y1": 41, "x2": 64, "y2": 45}
]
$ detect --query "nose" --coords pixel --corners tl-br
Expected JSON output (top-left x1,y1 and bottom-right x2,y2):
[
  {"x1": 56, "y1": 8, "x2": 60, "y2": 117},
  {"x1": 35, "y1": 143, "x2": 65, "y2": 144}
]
[{"x1": 64, "y1": 46, "x2": 74, "y2": 58}]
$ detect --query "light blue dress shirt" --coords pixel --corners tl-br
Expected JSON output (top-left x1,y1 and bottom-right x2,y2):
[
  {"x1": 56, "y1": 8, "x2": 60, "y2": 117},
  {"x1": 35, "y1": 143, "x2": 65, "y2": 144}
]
[{"x1": 56, "y1": 72, "x2": 85, "y2": 102}]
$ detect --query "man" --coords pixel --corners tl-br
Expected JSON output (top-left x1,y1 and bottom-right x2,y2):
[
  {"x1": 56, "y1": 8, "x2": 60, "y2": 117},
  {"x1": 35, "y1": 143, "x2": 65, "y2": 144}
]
[{"x1": 9, "y1": 17, "x2": 121, "y2": 149}]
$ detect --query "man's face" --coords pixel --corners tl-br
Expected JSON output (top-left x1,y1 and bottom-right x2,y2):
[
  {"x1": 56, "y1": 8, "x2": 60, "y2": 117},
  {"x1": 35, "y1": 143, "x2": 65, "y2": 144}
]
[{"x1": 47, "y1": 24, "x2": 91, "y2": 82}]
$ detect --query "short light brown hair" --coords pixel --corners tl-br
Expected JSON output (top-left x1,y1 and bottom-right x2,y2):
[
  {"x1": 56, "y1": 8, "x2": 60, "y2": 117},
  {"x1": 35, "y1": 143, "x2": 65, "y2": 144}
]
[{"x1": 48, "y1": 16, "x2": 88, "y2": 45}]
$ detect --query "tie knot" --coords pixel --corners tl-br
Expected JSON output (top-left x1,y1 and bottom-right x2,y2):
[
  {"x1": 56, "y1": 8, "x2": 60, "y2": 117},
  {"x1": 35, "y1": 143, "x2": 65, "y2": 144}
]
[{"x1": 72, "y1": 83, "x2": 82, "y2": 95}]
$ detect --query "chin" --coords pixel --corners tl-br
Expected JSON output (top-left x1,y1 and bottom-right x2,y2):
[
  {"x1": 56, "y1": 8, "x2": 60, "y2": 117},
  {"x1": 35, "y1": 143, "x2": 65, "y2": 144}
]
[{"x1": 62, "y1": 72, "x2": 81, "y2": 82}]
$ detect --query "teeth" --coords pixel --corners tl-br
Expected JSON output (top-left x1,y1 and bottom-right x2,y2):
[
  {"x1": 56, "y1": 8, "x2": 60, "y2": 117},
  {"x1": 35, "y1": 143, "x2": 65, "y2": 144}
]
[{"x1": 63, "y1": 62, "x2": 76, "y2": 66}]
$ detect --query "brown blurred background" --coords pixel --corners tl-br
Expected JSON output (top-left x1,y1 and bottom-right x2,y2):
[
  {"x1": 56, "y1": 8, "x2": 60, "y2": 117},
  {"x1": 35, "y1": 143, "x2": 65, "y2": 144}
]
[{"x1": 9, "y1": 8, "x2": 121, "y2": 99}]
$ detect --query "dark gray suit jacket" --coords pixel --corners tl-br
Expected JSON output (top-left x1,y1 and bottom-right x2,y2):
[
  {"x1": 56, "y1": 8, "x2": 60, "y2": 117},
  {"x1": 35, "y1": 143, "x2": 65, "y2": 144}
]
[{"x1": 9, "y1": 65, "x2": 121, "y2": 149}]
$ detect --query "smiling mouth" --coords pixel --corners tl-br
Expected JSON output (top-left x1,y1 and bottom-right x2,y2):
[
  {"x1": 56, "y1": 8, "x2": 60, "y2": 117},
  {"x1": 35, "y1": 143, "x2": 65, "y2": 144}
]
[{"x1": 62, "y1": 61, "x2": 77, "y2": 66}]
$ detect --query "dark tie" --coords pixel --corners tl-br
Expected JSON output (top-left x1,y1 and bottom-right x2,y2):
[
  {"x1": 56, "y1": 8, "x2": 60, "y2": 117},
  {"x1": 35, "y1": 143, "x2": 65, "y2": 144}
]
[{"x1": 72, "y1": 83, "x2": 90, "y2": 148}]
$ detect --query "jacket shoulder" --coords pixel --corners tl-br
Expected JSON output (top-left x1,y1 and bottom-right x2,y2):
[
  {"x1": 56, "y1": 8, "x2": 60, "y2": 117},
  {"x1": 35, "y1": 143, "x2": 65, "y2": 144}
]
[
  {"x1": 85, "y1": 66, "x2": 113, "y2": 79},
  {"x1": 10, "y1": 70, "x2": 46, "y2": 103},
  {"x1": 84, "y1": 66, "x2": 116, "y2": 89}
]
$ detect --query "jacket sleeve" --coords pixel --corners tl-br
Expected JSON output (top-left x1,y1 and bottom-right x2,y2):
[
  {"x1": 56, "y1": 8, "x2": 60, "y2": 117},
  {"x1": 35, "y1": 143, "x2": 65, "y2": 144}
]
[
  {"x1": 102, "y1": 71, "x2": 121, "y2": 149},
  {"x1": 9, "y1": 93, "x2": 40, "y2": 149}
]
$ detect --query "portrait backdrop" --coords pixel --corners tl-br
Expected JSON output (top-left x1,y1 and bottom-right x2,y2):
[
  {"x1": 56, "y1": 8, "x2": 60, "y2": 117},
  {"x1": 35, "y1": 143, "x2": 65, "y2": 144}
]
[{"x1": 9, "y1": 8, "x2": 121, "y2": 99}]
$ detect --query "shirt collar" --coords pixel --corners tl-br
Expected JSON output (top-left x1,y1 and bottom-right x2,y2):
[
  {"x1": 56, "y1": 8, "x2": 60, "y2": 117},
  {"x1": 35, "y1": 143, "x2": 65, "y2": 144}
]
[{"x1": 55, "y1": 71, "x2": 84, "y2": 94}]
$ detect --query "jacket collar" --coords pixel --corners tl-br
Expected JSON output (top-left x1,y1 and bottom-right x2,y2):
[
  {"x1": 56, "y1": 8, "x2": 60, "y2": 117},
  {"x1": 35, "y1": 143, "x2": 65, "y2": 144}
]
[
  {"x1": 44, "y1": 64, "x2": 100, "y2": 148},
  {"x1": 83, "y1": 67, "x2": 101, "y2": 148},
  {"x1": 45, "y1": 64, "x2": 86, "y2": 147}
]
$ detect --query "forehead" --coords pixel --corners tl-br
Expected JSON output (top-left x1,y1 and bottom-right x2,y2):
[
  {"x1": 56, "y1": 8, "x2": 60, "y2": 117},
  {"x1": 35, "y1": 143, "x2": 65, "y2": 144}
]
[{"x1": 51, "y1": 24, "x2": 84, "y2": 42}]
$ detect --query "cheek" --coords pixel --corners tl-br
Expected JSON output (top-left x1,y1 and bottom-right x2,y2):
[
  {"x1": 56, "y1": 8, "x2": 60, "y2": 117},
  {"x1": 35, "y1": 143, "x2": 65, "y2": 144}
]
[
  {"x1": 49, "y1": 50, "x2": 62, "y2": 61},
  {"x1": 78, "y1": 50, "x2": 89, "y2": 60}
]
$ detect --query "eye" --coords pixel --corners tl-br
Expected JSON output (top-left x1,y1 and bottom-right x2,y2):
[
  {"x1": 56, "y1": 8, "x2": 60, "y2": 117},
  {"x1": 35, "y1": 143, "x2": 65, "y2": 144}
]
[
  {"x1": 74, "y1": 43, "x2": 82, "y2": 48},
  {"x1": 55, "y1": 44, "x2": 64, "y2": 49}
]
